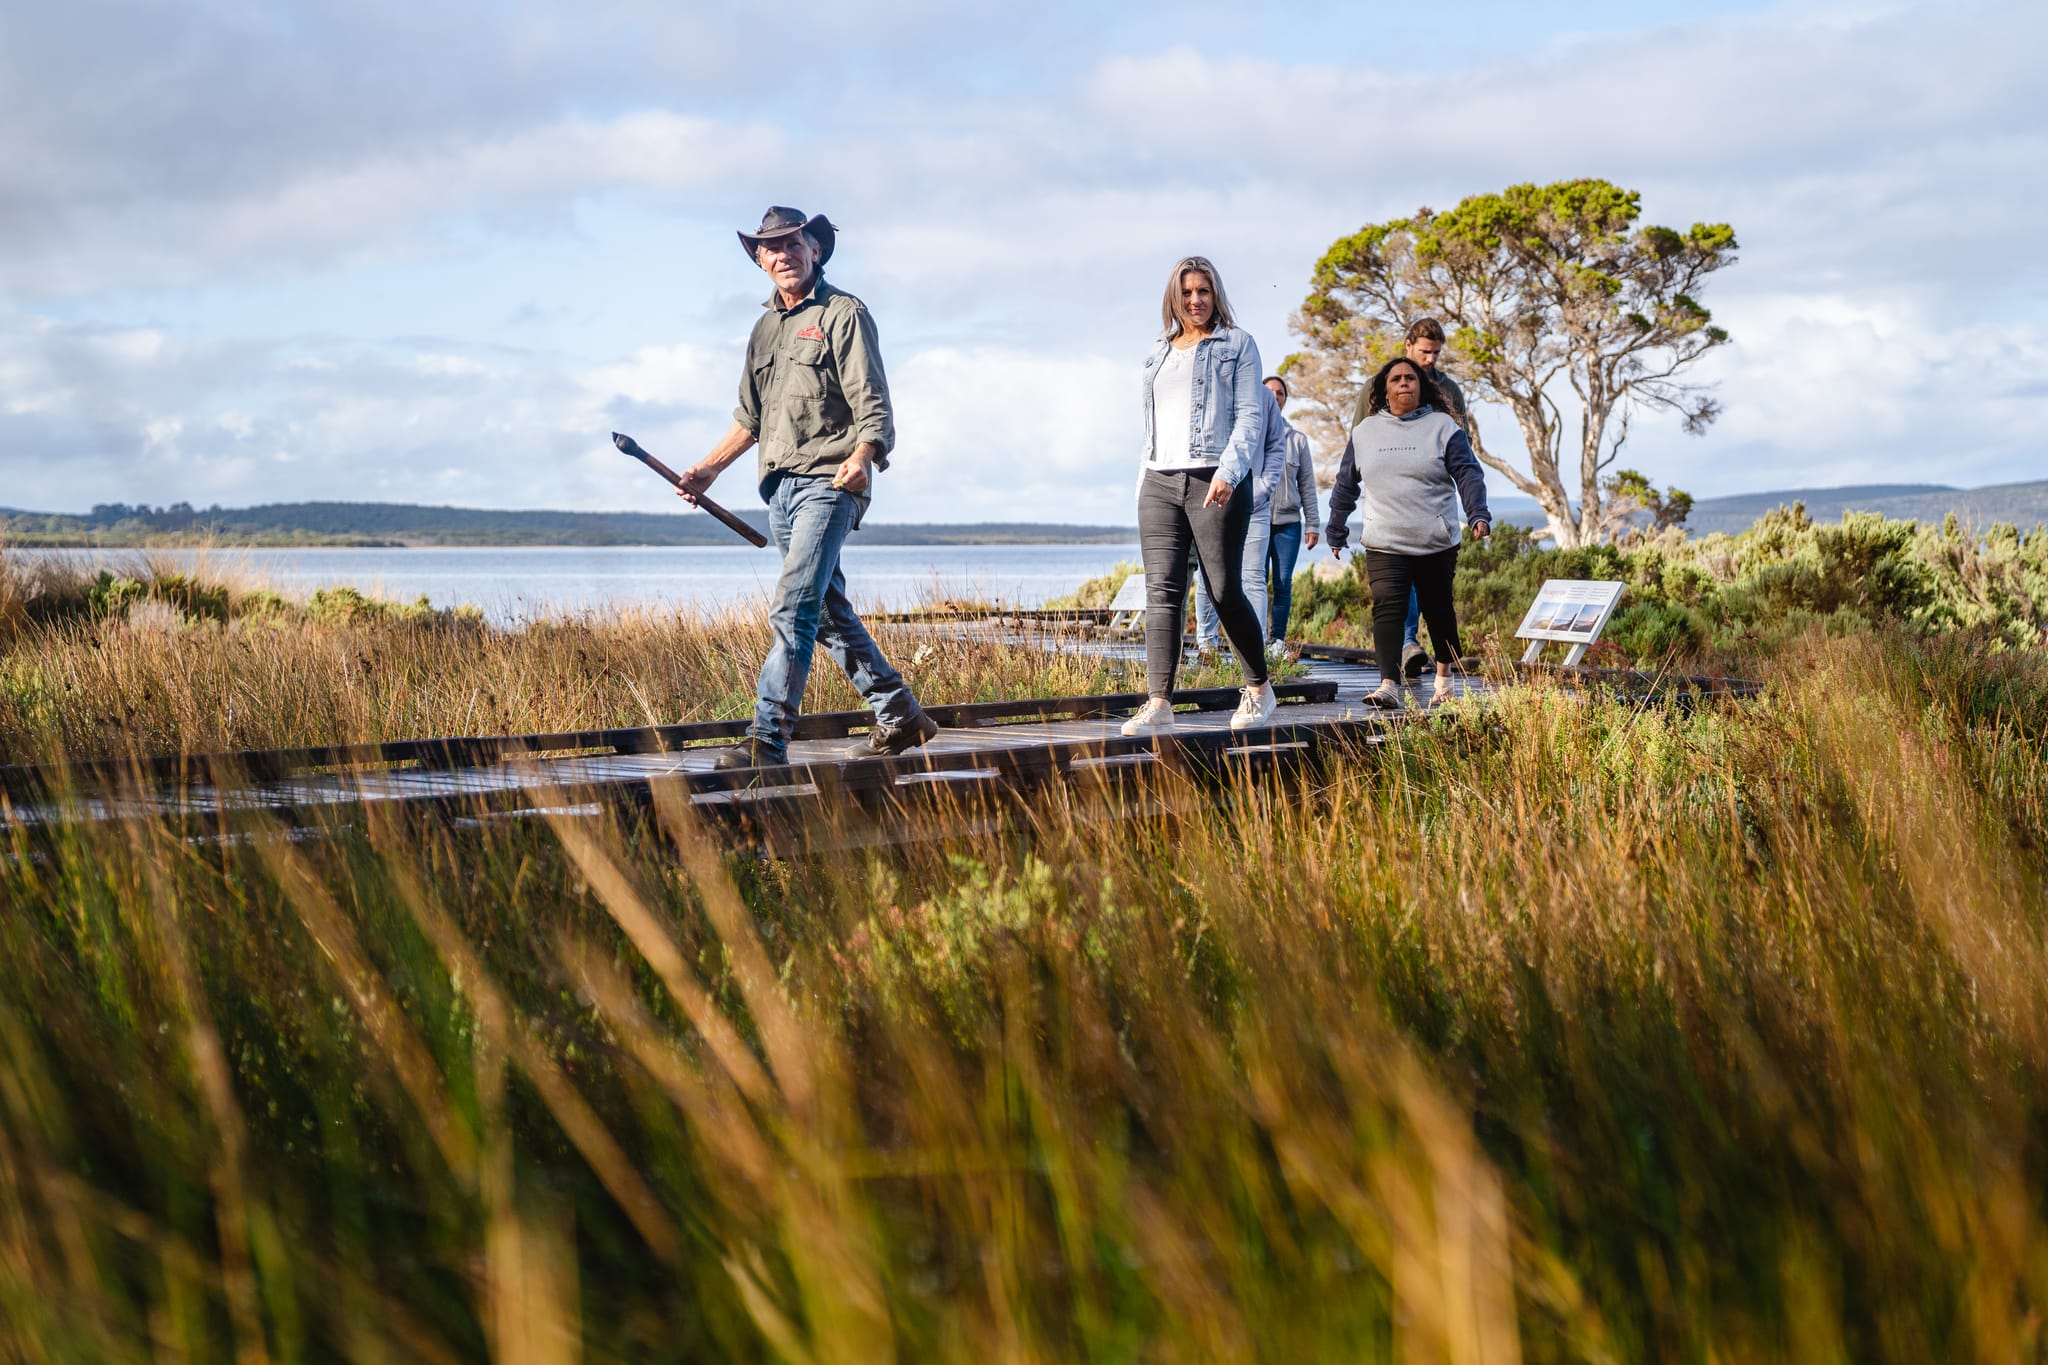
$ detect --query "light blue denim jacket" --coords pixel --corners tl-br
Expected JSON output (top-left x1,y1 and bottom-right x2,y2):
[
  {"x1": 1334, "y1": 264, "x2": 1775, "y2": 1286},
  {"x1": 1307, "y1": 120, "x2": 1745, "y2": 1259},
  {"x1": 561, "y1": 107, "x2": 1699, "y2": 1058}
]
[{"x1": 1138, "y1": 326, "x2": 1267, "y2": 490}]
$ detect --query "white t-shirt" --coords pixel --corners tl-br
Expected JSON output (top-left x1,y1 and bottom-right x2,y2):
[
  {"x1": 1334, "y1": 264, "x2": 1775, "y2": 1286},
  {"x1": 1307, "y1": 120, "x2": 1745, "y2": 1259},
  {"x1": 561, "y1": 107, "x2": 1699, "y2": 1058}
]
[{"x1": 1148, "y1": 343, "x2": 1204, "y2": 469}]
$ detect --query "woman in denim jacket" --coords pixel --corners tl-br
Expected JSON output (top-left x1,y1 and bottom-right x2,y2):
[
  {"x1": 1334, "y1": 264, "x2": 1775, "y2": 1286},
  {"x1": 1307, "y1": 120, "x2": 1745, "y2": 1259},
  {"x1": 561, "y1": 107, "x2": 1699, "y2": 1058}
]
[{"x1": 1121, "y1": 255, "x2": 1276, "y2": 737}]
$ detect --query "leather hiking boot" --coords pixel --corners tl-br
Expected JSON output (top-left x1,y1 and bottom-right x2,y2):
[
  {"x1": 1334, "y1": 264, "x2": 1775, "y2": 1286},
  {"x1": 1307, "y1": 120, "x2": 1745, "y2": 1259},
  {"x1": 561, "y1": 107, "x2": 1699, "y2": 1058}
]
[
  {"x1": 1401, "y1": 643, "x2": 1429, "y2": 681},
  {"x1": 844, "y1": 710, "x2": 940, "y2": 759},
  {"x1": 711, "y1": 738, "x2": 786, "y2": 771}
]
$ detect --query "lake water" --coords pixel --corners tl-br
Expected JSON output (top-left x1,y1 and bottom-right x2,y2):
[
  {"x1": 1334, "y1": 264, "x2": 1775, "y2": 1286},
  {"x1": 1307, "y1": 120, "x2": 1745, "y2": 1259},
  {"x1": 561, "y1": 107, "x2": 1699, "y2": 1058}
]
[{"x1": 17, "y1": 544, "x2": 1141, "y2": 625}]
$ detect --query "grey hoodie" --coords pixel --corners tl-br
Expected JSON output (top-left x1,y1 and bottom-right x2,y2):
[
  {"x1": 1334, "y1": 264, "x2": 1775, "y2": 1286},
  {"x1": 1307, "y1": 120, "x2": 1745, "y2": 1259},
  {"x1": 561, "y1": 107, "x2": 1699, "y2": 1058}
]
[
  {"x1": 1323, "y1": 405, "x2": 1491, "y2": 555},
  {"x1": 1269, "y1": 423, "x2": 1319, "y2": 527}
]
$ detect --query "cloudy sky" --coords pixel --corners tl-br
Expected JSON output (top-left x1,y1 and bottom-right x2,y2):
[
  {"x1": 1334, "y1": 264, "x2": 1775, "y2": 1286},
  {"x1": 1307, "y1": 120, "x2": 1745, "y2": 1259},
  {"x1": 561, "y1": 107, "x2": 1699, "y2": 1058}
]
[{"x1": 3, "y1": 0, "x2": 2042, "y2": 524}]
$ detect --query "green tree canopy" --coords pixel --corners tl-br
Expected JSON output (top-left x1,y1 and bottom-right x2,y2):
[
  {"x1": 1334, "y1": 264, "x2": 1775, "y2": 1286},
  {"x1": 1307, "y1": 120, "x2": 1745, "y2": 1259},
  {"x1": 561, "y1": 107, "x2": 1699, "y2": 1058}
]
[{"x1": 1285, "y1": 179, "x2": 1736, "y2": 547}]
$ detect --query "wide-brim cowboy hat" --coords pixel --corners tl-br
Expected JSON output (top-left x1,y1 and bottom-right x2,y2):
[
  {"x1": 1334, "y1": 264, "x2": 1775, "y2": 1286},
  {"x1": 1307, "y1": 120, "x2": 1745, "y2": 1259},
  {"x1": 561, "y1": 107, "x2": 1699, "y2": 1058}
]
[{"x1": 737, "y1": 206, "x2": 836, "y2": 266}]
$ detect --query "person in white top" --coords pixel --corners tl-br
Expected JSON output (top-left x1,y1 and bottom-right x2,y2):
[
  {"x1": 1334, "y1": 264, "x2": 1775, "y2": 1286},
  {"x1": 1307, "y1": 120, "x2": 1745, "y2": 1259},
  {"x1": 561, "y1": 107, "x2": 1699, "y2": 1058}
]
[{"x1": 1121, "y1": 255, "x2": 1276, "y2": 738}]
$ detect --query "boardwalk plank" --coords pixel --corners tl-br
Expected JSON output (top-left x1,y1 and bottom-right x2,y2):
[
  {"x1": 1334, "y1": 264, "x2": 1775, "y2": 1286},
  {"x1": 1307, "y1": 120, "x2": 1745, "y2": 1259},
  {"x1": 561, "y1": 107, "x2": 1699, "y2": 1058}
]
[{"x1": 0, "y1": 663, "x2": 1759, "y2": 843}]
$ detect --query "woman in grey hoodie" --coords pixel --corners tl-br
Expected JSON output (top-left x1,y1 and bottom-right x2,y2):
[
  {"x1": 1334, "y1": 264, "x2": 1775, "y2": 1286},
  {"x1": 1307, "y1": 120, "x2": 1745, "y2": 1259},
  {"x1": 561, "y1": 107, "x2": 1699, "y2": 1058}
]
[{"x1": 1323, "y1": 356, "x2": 1491, "y2": 707}]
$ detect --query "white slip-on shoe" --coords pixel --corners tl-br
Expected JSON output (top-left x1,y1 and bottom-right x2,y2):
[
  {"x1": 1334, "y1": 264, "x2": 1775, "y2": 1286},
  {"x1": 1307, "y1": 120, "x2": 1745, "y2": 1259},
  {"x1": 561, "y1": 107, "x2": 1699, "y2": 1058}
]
[
  {"x1": 1229, "y1": 682, "x2": 1278, "y2": 731},
  {"x1": 1120, "y1": 697, "x2": 1177, "y2": 736}
]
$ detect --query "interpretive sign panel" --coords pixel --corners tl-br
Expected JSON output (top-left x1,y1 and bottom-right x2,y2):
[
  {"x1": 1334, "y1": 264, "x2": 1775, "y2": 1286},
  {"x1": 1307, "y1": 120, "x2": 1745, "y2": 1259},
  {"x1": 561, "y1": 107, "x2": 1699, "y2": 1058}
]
[
  {"x1": 1108, "y1": 572, "x2": 1147, "y2": 635},
  {"x1": 1516, "y1": 580, "x2": 1626, "y2": 663},
  {"x1": 1108, "y1": 574, "x2": 1148, "y2": 614}
]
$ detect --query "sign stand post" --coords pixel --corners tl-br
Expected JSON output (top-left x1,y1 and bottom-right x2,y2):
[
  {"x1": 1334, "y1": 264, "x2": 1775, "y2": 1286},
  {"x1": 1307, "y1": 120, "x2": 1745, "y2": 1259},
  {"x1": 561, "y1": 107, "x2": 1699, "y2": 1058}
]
[{"x1": 1514, "y1": 579, "x2": 1627, "y2": 666}]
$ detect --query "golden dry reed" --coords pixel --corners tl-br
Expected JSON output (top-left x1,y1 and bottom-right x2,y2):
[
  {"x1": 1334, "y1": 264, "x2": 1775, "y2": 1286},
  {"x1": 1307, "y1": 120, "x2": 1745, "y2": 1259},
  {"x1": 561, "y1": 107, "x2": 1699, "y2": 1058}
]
[
  {"x1": 1, "y1": 549, "x2": 2046, "y2": 1360},
  {"x1": 0, "y1": 549, "x2": 1190, "y2": 765}
]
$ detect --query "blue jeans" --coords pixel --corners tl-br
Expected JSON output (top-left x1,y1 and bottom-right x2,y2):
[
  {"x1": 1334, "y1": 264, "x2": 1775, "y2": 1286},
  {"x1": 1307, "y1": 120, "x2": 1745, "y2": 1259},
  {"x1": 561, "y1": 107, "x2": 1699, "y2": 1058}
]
[
  {"x1": 1265, "y1": 519, "x2": 1303, "y2": 641},
  {"x1": 1193, "y1": 505, "x2": 1270, "y2": 649},
  {"x1": 1404, "y1": 587, "x2": 1422, "y2": 650},
  {"x1": 750, "y1": 474, "x2": 919, "y2": 756}
]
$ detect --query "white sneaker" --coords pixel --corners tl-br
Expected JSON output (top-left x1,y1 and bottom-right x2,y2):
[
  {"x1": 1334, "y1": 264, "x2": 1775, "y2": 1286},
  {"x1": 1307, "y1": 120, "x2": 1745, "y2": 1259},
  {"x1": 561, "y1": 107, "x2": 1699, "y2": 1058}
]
[
  {"x1": 1120, "y1": 698, "x2": 1177, "y2": 736},
  {"x1": 1229, "y1": 682, "x2": 1278, "y2": 731},
  {"x1": 1265, "y1": 640, "x2": 1288, "y2": 663}
]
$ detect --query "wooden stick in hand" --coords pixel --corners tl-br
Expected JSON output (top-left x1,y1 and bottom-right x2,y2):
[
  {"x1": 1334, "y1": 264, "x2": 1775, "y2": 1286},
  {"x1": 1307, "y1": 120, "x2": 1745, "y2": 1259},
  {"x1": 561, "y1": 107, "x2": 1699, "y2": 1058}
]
[{"x1": 611, "y1": 432, "x2": 769, "y2": 548}]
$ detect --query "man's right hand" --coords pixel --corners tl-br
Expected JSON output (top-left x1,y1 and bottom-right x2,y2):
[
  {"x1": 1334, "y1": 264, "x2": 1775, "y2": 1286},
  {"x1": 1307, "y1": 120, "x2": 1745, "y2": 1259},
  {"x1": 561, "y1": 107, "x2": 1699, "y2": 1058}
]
[
  {"x1": 674, "y1": 463, "x2": 719, "y2": 505},
  {"x1": 674, "y1": 421, "x2": 758, "y2": 505}
]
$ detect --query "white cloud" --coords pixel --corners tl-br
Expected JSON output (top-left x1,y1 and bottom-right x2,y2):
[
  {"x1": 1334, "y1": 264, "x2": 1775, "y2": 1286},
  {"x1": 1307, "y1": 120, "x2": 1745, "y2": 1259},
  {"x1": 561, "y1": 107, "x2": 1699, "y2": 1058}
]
[
  {"x1": 1, "y1": 0, "x2": 2044, "y2": 518},
  {"x1": 7, "y1": 111, "x2": 786, "y2": 294},
  {"x1": 579, "y1": 343, "x2": 731, "y2": 409},
  {"x1": 410, "y1": 354, "x2": 494, "y2": 378},
  {"x1": 881, "y1": 347, "x2": 1134, "y2": 523},
  {"x1": 1643, "y1": 290, "x2": 2048, "y2": 491}
]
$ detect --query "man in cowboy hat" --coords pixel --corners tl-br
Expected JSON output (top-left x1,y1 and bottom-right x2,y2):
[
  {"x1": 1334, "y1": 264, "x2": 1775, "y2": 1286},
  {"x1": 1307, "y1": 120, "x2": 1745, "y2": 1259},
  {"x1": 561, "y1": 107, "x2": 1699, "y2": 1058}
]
[{"x1": 675, "y1": 205, "x2": 939, "y2": 769}]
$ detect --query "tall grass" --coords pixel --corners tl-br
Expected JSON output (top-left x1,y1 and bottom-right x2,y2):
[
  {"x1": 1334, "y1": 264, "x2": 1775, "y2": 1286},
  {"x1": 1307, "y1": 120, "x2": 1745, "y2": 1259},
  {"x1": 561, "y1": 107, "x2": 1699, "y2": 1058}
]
[
  {"x1": 3, "y1": 623, "x2": 2046, "y2": 1359},
  {"x1": 0, "y1": 550, "x2": 1186, "y2": 767}
]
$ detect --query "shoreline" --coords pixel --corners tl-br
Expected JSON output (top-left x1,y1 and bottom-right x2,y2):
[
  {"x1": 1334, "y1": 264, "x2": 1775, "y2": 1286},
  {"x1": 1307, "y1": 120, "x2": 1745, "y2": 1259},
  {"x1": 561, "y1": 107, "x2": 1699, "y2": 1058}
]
[
  {"x1": 0, "y1": 534, "x2": 1140, "y2": 550},
  {"x1": 2, "y1": 541, "x2": 1143, "y2": 626}
]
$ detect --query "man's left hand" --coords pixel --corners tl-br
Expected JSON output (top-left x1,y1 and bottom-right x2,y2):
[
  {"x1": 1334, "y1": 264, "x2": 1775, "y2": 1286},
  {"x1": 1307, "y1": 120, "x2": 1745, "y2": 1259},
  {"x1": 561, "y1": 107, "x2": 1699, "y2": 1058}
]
[
  {"x1": 1305, "y1": 530, "x2": 1319, "y2": 550},
  {"x1": 832, "y1": 450, "x2": 873, "y2": 495}
]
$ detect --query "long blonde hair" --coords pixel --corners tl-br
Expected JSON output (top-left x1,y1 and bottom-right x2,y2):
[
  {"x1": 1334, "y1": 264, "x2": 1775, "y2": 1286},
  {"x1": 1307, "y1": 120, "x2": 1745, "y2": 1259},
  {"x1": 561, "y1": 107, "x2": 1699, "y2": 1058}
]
[{"x1": 1160, "y1": 256, "x2": 1237, "y2": 339}]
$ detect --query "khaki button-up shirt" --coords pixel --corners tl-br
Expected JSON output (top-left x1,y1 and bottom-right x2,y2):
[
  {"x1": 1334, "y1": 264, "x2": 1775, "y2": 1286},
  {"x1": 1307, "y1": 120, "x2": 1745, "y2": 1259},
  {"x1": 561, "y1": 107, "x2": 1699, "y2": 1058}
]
[{"x1": 735, "y1": 278, "x2": 895, "y2": 497}]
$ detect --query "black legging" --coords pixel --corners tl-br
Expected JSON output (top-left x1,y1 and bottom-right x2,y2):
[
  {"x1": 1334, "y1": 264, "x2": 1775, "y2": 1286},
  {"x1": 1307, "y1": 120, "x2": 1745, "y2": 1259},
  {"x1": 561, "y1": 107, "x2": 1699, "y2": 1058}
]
[
  {"x1": 1139, "y1": 469, "x2": 1267, "y2": 696},
  {"x1": 1365, "y1": 546, "x2": 1462, "y2": 676}
]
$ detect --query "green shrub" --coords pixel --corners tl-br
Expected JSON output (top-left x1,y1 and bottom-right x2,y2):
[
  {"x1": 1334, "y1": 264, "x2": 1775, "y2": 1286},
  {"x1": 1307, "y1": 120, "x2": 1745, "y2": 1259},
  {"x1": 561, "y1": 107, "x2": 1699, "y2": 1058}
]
[
  {"x1": 308, "y1": 587, "x2": 441, "y2": 624},
  {"x1": 144, "y1": 571, "x2": 232, "y2": 622},
  {"x1": 1288, "y1": 507, "x2": 2048, "y2": 666},
  {"x1": 1604, "y1": 600, "x2": 1707, "y2": 660},
  {"x1": 85, "y1": 570, "x2": 145, "y2": 618}
]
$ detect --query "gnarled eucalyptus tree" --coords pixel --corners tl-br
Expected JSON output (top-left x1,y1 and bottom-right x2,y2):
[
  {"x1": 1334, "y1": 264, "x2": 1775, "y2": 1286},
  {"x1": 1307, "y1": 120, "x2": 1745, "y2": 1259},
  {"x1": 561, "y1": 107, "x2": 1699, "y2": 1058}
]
[{"x1": 1286, "y1": 180, "x2": 1735, "y2": 547}]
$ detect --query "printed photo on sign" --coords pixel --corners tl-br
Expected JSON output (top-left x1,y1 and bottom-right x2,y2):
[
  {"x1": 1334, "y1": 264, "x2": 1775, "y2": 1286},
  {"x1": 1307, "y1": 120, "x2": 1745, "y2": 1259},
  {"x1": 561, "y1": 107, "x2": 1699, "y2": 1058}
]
[{"x1": 1514, "y1": 579, "x2": 1627, "y2": 646}]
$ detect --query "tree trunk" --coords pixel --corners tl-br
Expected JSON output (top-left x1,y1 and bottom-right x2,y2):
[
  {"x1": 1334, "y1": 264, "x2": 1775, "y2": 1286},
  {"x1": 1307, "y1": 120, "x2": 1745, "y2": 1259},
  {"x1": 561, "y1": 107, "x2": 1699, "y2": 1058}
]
[
  {"x1": 1575, "y1": 375, "x2": 1615, "y2": 546},
  {"x1": 1492, "y1": 396, "x2": 1582, "y2": 548}
]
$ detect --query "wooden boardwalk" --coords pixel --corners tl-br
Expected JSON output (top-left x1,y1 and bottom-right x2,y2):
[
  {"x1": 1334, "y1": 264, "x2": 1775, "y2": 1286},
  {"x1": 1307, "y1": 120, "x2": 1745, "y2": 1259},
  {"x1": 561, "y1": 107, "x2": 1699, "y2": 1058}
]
[
  {"x1": 0, "y1": 637, "x2": 1756, "y2": 852},
  {"x1": 0, "y1": 674, "x2": 1435, "y2": 844}
]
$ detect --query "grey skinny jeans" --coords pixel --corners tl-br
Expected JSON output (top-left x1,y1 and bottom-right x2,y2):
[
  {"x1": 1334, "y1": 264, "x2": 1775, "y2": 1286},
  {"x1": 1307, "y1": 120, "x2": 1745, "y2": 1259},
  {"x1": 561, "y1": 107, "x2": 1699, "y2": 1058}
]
[{"x1": 1138, "y1": 468, "x2": 1268, "y2": 697}]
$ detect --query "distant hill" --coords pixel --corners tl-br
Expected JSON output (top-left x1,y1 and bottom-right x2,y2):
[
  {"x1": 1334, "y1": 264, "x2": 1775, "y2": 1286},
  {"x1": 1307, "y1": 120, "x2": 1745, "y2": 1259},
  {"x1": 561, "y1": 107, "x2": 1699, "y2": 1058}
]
[
  {"x1": 1682, "y1": 481, "x2": 2047, "y2": 536},
  {"x1": 7, "y1": 481, "x2": 2042, "y2": 550},
  {"x1": 0, "y1": 501, "x2": 1137, "y2": 548},
  {"x1": 1480, "y1": 482, "x2": 2046, "y2": 537}
]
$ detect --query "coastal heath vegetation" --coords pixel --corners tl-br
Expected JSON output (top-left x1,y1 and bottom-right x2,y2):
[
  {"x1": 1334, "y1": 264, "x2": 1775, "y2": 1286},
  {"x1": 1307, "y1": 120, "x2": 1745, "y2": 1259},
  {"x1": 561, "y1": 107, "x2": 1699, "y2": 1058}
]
[
  {"x1": 2, "y1": 514, "x2": 2047, "y2": 1359},
  {"x1": 1290, "y1": 504, "x2": 2048, "y2": 666},
  {"x1": 5, "y1": 503, "x2": 2040, "y2": 767},
  {"x1": 2, "y1": 627, "x2": 2045, "y2": 1358},
  {"x1": 1043, "y1": 505, "x2": 2048, "y2": 671},
  {"x1": 0, "y1": 549, "x2": 1201, "y2": 766}
]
